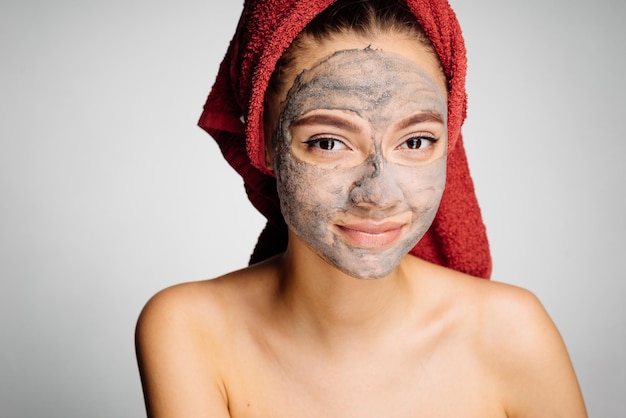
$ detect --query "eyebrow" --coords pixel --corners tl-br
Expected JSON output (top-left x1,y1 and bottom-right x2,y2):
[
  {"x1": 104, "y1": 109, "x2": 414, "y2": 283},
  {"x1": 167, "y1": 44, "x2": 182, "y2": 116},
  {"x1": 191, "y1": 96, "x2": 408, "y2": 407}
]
[
  {"x1": 291, "y1": 113, "x2": 360, "y2": 133},
  {"x1": 396, "y1": 112, "x2": 445, "y2": 130}
]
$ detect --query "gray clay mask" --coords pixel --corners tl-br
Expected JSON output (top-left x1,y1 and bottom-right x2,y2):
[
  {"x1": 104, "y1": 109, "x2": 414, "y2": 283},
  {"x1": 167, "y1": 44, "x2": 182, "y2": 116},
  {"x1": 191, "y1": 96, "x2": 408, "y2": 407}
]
[{"x1": 273, "y1": 48, "x2": 448, "y2": 279}]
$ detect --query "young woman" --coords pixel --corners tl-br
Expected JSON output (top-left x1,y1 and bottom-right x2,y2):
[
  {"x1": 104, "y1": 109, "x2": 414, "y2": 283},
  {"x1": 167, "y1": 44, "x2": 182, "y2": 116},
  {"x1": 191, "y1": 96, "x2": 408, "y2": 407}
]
[{"x1": 135, "y1": 1, "x2": 587, "y2": 416}]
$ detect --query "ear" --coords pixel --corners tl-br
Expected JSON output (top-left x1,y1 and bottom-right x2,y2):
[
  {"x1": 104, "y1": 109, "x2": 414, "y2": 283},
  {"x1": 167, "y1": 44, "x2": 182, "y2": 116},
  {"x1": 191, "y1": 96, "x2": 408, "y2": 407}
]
[
  {"x1": 261, "y1": 119, "x2": 276, "y2": 173},
  {"x1": 264, "y1": 143, "x2": 275, "y2": 173}
]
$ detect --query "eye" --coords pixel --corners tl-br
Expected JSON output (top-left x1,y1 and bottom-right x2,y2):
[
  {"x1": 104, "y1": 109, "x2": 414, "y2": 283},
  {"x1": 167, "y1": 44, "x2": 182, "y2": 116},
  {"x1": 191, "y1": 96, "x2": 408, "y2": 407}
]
[
  {"x1": 303, "y1": 137, "x2": 348, "y2": 151},
  {"x1": 398, "y1": 135, "x2": 438, "y2": 150}
]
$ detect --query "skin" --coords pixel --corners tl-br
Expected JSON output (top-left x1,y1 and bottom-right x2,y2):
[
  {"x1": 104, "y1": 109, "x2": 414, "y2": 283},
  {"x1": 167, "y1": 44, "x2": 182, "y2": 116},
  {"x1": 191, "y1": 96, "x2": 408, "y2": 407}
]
[
  {"x1": 135, "y1": 32, "x2": 588, "y2": 418},
  {"x1": 273, "y1": 47, "x2": 447, "y2": 279}
]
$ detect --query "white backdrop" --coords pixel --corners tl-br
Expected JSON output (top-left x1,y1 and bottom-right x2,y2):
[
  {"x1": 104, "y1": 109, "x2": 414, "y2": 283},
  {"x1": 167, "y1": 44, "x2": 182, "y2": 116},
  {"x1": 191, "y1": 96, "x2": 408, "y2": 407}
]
[{"x1": 1, "y1": 0, "x2": 624, "y2": 417}]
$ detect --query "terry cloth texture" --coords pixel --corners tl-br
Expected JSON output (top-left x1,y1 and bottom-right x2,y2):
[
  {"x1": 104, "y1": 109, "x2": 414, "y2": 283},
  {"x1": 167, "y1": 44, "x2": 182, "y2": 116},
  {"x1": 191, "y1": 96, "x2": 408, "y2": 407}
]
[{"x1": 198, "y1": 0, "x2": 492, "y2": 279}]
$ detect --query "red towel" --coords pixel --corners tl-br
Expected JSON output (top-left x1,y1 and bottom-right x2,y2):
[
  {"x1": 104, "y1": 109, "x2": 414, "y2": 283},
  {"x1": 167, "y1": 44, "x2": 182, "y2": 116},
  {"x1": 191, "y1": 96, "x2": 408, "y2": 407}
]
[{"x1": 198, "y1": 0, "x2": 492, "y2": 279}]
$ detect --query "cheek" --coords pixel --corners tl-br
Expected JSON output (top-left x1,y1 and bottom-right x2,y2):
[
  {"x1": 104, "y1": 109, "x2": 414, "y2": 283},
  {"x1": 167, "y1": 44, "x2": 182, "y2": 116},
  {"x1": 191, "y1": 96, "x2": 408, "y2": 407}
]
[
  {"x1": 275, "y1": 153, "x2": 338, "y2": 222},
  {"x1": 277, "y1": 152, "x2": 447, "y2": 216},
  {"x1": 398, "y1": 157, "x2": 447, "y2": 215},
  {"x1": 275, "y1": 153, "x2": 354, "y2": 248},
  {"x1": 275, "y1": 147, "x2": 357, "y2": 215}
]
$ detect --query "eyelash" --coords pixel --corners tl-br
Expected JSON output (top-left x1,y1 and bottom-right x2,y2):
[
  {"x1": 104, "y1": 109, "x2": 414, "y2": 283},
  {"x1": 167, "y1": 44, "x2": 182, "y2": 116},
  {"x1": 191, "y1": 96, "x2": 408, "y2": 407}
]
[
  {"x1": 403, "y1": 135, "x2": 439, "y2": 149},
  {"x1": 399, "y1": 135, "x2": 439, "y2": 150},
  {"x1": 302, "y1": 134, "x2": 438, "y2": 153},
  {"x1": 303, "y1": 137, "x2": 348, "y2": 151}
]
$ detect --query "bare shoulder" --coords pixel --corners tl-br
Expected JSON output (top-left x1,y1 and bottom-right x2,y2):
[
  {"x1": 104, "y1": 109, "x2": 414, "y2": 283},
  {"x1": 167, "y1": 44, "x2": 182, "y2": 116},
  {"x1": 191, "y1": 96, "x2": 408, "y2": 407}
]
[
  {"x1": 137, "y1": 256, "x2": 280, "y2": 341},
  {"x1": 135, "y1": 258, "x2": 280, "y2": 418},
  {"x1": 430, "y1": 265, "x2": 588, "y2": 417},
  {"x1": 136, "y1": 270, "x2": 248, "y2": 339}
]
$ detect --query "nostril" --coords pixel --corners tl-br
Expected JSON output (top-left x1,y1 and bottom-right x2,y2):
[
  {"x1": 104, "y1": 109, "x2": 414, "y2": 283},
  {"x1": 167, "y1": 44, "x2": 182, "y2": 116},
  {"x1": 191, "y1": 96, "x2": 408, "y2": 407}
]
[{"x1": 349, "y1": 180, "x2": 382, "y2": 207}]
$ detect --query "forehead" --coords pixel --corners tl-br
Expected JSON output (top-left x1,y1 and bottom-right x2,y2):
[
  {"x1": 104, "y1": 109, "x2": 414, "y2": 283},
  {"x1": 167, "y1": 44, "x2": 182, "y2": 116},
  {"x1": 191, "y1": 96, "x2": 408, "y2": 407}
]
[
  {"x1": 284, "y1": 32, "x2": 447, "y2": 95},
  {"x1": 279, "y1": 47, "x2": 447, "y2": 128},
  {"x1": 296, "y1": 48, "x2": 443, "y2": 108}
]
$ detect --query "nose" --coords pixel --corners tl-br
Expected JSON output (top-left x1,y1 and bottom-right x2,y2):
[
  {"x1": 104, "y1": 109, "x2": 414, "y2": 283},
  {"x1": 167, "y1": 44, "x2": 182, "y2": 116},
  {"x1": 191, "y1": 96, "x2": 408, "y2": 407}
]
[{"x1": 349, "y1": 153, "x2": 403, "y2": 212}]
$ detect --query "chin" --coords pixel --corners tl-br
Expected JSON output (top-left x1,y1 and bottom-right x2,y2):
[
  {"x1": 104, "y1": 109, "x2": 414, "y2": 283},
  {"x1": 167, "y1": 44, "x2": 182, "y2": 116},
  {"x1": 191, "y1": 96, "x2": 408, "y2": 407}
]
[{"x1": 323, "y1": 248, "x2": 407, "y2": 280}]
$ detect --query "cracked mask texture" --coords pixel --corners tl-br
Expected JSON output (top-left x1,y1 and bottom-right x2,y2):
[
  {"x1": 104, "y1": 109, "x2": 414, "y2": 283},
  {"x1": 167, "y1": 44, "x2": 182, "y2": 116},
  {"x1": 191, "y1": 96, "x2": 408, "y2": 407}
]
[{"x1": 273, "y1": 48, "x2": 448, "y2": 279}]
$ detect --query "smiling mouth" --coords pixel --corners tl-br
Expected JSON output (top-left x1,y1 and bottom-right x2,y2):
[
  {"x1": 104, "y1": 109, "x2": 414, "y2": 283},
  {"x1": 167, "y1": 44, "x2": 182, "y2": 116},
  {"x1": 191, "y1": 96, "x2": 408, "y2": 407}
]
[{"x1": 336, "y1": 222, "x2": 405, "y2": 249}]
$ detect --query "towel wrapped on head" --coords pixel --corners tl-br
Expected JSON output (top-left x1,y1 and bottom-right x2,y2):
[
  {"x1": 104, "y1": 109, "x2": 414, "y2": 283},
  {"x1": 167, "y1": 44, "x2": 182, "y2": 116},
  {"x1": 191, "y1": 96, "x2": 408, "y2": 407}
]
[{"x1": 198, "y1": 0, "x2": 492, "y2": 279}]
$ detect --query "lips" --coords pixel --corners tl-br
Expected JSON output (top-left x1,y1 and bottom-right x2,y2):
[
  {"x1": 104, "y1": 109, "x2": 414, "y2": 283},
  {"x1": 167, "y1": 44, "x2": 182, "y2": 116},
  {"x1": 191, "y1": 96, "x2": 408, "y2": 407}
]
[{"x1": 336, "y1": 222, "x2": 405, "y2": 249}]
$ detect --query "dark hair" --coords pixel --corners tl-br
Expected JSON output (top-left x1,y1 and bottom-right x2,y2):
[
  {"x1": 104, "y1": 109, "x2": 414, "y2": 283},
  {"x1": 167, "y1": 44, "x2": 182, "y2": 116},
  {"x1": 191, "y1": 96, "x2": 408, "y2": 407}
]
[
  {"x1": 266, "y1": 0, "x2": 435, "y2": 101},
  {"x1": 304, "y1": 0, "x2": 427, "y2": 40}
]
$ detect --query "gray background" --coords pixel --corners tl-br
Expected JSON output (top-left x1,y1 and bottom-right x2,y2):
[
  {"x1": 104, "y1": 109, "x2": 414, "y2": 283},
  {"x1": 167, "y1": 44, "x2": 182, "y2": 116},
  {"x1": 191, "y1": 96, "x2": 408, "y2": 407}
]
[{"x1": 1, "y1": 0, "x2": 624, "y2": 416}]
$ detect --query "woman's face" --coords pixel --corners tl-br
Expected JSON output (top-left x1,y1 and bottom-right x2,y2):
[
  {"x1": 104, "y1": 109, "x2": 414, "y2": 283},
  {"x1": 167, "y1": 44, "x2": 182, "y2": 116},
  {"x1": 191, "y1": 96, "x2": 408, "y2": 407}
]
[{"x1": 270, "y1": 34, "x2": 448, "y2": 279}]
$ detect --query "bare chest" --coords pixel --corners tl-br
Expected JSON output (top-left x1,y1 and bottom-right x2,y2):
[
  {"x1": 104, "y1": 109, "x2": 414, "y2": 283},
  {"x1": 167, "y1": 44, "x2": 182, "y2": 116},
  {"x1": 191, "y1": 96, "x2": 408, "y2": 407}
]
[{"x1": 222, "y1": 336, "x2": 505, "y2": 418}]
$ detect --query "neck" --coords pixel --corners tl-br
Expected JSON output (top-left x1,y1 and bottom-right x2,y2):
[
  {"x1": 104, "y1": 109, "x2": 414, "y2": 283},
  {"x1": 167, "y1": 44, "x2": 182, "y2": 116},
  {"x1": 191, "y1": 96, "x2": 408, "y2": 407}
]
[{"x1": 275, "y1": 234, "x2": 415, "y2": 344}]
